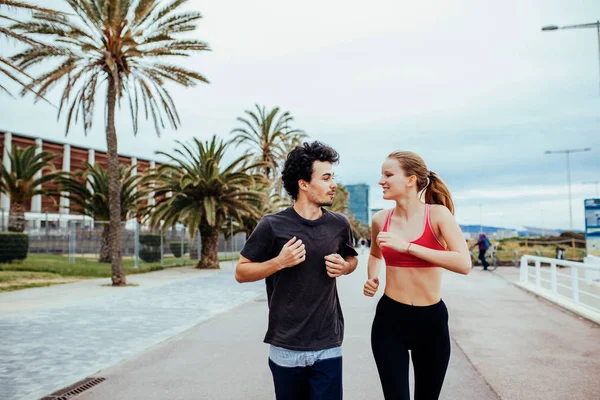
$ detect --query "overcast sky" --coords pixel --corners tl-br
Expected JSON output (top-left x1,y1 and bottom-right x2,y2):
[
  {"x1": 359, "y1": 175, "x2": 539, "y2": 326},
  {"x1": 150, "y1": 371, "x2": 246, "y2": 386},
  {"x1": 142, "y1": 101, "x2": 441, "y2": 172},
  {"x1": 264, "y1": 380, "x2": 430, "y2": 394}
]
[{"x1": 1, "y1": 0, "x2": 599, "y2": 230}]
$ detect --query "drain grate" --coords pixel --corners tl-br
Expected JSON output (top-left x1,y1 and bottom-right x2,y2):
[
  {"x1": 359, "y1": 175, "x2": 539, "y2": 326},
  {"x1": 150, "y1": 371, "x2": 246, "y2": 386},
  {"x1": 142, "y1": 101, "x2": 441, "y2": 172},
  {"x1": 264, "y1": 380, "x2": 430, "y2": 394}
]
[{"x1": 40, "y1": 377, "x2": 106, "y2": 400}]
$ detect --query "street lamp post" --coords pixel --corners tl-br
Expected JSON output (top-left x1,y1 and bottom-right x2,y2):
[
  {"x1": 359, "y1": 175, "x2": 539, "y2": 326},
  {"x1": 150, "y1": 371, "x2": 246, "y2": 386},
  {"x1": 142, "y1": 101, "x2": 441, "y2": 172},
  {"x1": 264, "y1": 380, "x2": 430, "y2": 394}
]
[
  {"x1": 544, "y1": 148, "x2": 592, "y2": 230},
  {"x1": 542, "y1": 21, "x2": 600, "y2": 94}
]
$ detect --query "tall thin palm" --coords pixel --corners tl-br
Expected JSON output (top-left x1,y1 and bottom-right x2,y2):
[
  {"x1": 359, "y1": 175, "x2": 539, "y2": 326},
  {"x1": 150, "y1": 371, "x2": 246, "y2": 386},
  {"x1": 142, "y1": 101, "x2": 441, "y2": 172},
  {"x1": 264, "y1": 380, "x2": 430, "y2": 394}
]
[
  {"x1": 11, "y1": 0, "x2": 210, "y2": 285},
  {"x1": 0, "y1": 0, "x2": 59, "y2": 97},
  {"x1": 54, "y1": 162, "x2": 151, "y2": 262},
  {"x1": 149, "y1": 136, "x2": 265, "y2": 268},
  {"x1": 230, "y1": 104, "x2": 306, "y2": 180},
  {"x1": 0, "y1": 145, "x2": 58, "y2": 232}
]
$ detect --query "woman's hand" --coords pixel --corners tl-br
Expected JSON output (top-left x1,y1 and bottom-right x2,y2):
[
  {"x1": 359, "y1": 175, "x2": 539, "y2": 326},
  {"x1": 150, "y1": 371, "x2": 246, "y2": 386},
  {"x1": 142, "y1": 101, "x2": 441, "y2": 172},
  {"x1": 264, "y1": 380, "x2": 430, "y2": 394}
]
[
  {"x1": 363, "y1": 277, "x2": 379, "y2": 297},
  {"x1": 376, "y1": 232, "x2": 410, "y2": 253}
]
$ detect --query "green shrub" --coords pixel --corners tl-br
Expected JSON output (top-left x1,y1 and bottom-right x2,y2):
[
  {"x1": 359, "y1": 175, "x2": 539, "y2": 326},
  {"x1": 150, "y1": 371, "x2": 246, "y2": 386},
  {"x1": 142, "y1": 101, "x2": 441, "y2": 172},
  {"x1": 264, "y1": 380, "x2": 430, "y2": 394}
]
[
  {"x1": 139, "y1": 234, "x2": 160, "y2": 247},
  {"x1": 139, "y1": 234, "x2": 161, "y2": 263},
  {"x1": 169, "y1": 241, "x2": 188, "y2": 258},
  {"x1": 0, "y1": 233, "x2": 29, "y2": 263}
]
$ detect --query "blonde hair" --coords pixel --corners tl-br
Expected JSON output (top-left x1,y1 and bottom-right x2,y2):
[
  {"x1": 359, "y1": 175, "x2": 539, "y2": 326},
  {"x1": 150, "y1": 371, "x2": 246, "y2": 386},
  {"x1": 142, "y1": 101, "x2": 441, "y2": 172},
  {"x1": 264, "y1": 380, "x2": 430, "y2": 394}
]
[{"x1": 387, "y1": 151, "x2": 455, "y2": 214}]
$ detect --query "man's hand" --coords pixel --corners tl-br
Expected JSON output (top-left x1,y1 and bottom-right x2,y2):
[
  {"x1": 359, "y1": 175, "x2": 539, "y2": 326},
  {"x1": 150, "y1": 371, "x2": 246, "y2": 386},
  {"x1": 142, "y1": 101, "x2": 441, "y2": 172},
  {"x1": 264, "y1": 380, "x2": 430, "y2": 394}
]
[
  {"x1": 275, "y1": 237, "x2": 306, "y2": 269},
  {"x1": 324, "y1": 253, "x2": 350, "y2": 278}
]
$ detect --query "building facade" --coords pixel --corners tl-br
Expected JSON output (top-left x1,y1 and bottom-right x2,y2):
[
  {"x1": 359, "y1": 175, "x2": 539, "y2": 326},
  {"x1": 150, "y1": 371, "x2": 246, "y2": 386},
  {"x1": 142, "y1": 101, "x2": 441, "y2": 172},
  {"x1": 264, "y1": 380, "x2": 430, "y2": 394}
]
[
  {"x1": 346, "y1": 184, "x2": 370, "y2": 225},
  {"x1": 0, "y1": 130, "x2": 160, "y2": 228}
]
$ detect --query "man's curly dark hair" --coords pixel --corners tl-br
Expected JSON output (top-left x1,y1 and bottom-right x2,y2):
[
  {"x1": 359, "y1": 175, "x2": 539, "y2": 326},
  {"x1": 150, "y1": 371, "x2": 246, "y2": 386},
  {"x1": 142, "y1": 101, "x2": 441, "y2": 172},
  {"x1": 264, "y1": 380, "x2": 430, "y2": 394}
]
[{"x1": 281, "y1": 141, "x2": 340, "y2": 200}]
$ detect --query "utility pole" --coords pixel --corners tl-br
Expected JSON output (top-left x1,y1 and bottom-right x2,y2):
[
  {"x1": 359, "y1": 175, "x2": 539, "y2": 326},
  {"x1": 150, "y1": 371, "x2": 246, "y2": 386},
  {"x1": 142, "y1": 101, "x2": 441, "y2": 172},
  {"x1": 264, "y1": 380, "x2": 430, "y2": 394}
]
[{"x1": 542, "y1": 21, "x2": 600, "y2": 95}]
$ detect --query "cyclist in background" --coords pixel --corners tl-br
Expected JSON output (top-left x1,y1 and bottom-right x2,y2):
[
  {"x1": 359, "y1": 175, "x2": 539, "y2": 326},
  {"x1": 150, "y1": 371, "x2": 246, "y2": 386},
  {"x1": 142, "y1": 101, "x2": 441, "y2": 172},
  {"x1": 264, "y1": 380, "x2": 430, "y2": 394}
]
[{"x1": 471, "y1": 233, "x2": 491, "y2": 271}]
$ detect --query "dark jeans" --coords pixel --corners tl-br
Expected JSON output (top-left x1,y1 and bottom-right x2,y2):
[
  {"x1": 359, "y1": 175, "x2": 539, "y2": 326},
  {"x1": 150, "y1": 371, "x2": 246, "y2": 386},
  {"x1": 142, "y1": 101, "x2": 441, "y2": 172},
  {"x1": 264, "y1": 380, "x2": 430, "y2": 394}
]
[
  {"x1": 479, "y1": 250, "x2": 489, "y2": 269},
  {"x1": 269, "y1": 357, "x2": 343, "y2": 400}
]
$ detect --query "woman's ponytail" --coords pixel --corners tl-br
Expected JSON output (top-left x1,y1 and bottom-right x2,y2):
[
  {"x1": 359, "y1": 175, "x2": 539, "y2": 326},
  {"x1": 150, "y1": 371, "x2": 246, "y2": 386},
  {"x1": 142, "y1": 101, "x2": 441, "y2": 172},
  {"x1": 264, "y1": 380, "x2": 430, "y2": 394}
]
[{"x1": 423, "y1": 171, "x2": 454, "y2": 215}]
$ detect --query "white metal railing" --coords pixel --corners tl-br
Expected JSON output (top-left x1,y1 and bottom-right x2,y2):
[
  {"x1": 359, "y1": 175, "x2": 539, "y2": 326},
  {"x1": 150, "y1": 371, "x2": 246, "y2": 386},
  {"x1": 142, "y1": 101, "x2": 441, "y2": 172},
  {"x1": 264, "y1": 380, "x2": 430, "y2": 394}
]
[{"x1": 520, "y1": 255, "x2": 600, "y2": 314}]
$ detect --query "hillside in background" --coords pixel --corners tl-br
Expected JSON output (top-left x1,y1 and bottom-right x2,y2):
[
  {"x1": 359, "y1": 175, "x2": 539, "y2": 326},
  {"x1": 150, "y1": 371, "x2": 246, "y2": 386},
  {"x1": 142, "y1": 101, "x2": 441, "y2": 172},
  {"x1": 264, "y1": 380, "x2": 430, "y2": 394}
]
[{"x1": 460, "y1": 225, "x2": 584, "y2": 236}]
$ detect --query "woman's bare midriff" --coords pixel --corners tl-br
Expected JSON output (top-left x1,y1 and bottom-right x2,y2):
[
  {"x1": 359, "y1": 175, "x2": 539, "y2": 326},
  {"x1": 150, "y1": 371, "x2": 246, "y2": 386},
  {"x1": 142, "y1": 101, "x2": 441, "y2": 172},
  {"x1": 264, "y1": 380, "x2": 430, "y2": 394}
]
[{"x1": 384, "y1": 266, "x2": 442, "y2": 306}]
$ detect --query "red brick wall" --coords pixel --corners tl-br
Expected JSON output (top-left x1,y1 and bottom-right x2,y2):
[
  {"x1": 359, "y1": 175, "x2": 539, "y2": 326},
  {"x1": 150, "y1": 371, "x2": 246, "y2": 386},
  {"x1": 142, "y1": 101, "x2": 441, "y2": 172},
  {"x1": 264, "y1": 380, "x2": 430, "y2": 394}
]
[
  {"x1": 0, "y1": 132, "x2": 159, "y2": 214},
  {"x1": 41, "y1": 141, "x2": 63, "y2": 213}
]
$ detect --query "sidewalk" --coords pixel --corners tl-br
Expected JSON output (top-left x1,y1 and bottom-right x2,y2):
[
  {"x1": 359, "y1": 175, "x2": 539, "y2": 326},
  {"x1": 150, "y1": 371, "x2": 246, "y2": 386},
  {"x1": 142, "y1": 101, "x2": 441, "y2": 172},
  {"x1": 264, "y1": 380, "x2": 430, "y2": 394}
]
[
  {"x1": 448, "y1": 266, "x2": 600, "y2": 400},
  {"x1": 0, "y1": 261, "x2": 264, "y2": 400},
  {"x1": 73, "y1": 258, "x2": 499, "y2": 400},
  {"x1": 74, "y1": 263, "x2": 600, "y2": 400},
  {"x1": 4, "y1": 258, "x2": 600, "y2": 399}
]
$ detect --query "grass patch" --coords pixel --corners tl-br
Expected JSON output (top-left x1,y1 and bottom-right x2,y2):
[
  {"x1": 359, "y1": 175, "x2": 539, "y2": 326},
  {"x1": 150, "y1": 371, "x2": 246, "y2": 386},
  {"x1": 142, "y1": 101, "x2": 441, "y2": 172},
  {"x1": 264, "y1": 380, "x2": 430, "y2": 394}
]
[
  {"x1": 0, "y1": 254, "x2": 164, "y2": 278},
  {"x1": 0, "y1": 252, "x2": 241, "y2": 279},
  {"x1": 0, "y1": 270, "x2": 80, "y2": 292},
  {"x1": 218, "y1": 253, "x2": 241, "y2": 262}
]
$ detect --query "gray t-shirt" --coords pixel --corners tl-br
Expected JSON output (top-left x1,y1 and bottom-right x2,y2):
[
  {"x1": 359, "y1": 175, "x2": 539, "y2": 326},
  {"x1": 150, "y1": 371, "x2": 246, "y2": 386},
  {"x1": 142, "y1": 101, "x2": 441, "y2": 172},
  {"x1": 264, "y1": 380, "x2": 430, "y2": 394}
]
[{"x1": 240, "y1": 206, "x2": 358, "y2": 351}]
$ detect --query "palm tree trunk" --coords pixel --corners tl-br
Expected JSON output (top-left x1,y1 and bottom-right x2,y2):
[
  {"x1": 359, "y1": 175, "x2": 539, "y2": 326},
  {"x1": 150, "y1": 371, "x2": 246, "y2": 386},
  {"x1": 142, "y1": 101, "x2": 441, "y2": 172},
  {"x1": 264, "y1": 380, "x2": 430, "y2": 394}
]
[
  {"x1": 99, "y1": 224, "x2": 110, "y2": 263},
  {"x1": 8, "y1": 202, "x2": 26, "y2": 232},
  {"x1": 198, "y1": 224, "x2": 219, "y2": 269},
  {"x1": 106, "y1": 76, "x2": 126, "y2": 285}
]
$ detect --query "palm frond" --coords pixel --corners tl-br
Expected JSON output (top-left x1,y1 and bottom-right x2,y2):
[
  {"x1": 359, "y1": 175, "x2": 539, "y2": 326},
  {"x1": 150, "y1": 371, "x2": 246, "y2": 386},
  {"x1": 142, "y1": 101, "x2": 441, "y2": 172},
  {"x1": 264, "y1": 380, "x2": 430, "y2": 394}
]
[{"x1": 10, "y1": 0, "x2": 209, "y2": 135}]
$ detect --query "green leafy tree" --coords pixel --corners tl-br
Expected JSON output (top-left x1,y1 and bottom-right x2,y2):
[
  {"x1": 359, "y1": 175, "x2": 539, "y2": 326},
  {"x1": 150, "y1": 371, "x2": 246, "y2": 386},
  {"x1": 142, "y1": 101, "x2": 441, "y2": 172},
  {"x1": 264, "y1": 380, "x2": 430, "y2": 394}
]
[
  {"x1": 54, "y1": 162, "x2": 151, "y2": 262},
  {"x1": 230, "y1": 104, "x2": 307, "y2": 180},
  {"x1": 11, "y1": 0, "x2": 210, "y2": 285},
  {"x1": 149, "y1": 136, "x2": 265, "y2": 268},
  {"x1": 0, "y1": 144, "x2": 59, "y2": 232},
  {"x1": 0, "y1": 0, "x2": 59, "y2": 97}
]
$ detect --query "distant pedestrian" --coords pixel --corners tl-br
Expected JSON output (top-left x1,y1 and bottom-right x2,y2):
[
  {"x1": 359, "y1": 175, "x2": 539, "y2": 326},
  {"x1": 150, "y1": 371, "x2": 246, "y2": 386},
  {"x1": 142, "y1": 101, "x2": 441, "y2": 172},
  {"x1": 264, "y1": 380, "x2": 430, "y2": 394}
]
[
  {"x1": 360, "y1": 238, "x2": 367, "y2": 254},
  {"x1": 235, "y1": 141, "x2": 358, "y2": 400},
  {"x1": 556, "y1": 246, "x2": 565, "y2": 260},
  {"x1": 471, "y1": 233, "x2": 491, "y2": 270}
]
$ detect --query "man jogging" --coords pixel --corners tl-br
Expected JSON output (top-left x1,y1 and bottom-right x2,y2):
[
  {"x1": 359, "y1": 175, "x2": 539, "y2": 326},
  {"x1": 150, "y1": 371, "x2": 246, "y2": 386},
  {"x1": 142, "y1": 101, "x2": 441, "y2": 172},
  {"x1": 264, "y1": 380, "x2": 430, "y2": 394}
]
[{"x1": 235, "y1": 141, "x2": 358, "y2": 400}]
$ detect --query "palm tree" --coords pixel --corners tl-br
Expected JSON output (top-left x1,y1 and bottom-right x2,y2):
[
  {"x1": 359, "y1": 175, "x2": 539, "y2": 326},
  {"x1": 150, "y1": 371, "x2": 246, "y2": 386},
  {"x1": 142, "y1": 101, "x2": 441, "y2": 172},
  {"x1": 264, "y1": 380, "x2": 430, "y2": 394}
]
[
  {"x1": 149, "y1": 136, "x2": 266, "y2": 269},
  {"x1": 0, "y1": 145, "x2": 59, "y2": 232},
  {"x1": 0, "y1": 0, "x2": 59, "y2": 97},
  {"x1": 230, "y1": 105, "x2": 307, "y2": 180},
  {"x1": 54, "y1": 162, "x2": 151, "y2": 262},
  {"x1": 11, "y1": 0, "x2": 210, "y2": 285}
]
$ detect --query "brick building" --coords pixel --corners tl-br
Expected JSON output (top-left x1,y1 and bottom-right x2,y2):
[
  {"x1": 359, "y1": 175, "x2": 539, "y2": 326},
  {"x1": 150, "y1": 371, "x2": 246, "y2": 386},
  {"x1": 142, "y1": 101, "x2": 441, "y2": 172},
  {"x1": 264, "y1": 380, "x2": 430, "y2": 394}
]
[{"x1": 0, "y1": 130, "x2": 160, "y2": 228}]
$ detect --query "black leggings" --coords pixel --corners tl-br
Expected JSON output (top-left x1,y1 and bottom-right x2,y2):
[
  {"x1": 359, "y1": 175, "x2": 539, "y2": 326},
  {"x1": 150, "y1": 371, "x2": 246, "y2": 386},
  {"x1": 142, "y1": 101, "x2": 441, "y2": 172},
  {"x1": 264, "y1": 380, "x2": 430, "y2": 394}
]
[{"x1": 371, "y1": 294, "x2": 451, "y2": 400}]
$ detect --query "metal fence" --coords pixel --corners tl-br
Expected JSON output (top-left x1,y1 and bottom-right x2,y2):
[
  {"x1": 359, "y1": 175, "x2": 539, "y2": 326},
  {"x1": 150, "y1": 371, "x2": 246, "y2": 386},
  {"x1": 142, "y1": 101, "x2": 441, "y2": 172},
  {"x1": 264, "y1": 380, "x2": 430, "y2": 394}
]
[{"x1": 0, "y1": 214, "x2": 246, "y2": 268}]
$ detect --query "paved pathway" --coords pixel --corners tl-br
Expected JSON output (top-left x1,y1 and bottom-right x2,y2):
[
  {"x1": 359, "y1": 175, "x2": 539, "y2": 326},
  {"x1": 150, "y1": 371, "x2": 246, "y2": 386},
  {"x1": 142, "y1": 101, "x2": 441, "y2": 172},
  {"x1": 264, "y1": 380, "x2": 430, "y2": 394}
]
[
  {"x1": 2, "y1": 258, "x2": 599, "y2": 400},
  {"x1": 74, "y1": 263, "x2": 600, "y2": 400},
  {"x1": 0, "y1": 263, "x2": 262, "y2": 400}
]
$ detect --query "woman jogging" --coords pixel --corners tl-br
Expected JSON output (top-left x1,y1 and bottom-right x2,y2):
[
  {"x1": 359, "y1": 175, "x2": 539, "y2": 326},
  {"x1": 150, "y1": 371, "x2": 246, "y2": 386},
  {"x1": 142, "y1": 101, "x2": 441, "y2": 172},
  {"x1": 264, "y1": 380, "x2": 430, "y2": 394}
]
[{"x1": 363, "y1": 151, "x2": 471, "y2": 400}]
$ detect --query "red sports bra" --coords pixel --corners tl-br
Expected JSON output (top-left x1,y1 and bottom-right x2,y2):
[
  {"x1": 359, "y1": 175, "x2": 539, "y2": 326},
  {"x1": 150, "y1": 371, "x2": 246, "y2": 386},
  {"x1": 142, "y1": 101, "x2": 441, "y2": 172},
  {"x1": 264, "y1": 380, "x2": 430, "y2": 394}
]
[{"x1": 381, "y1": 204, "x2": 446, "y2": 268}]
